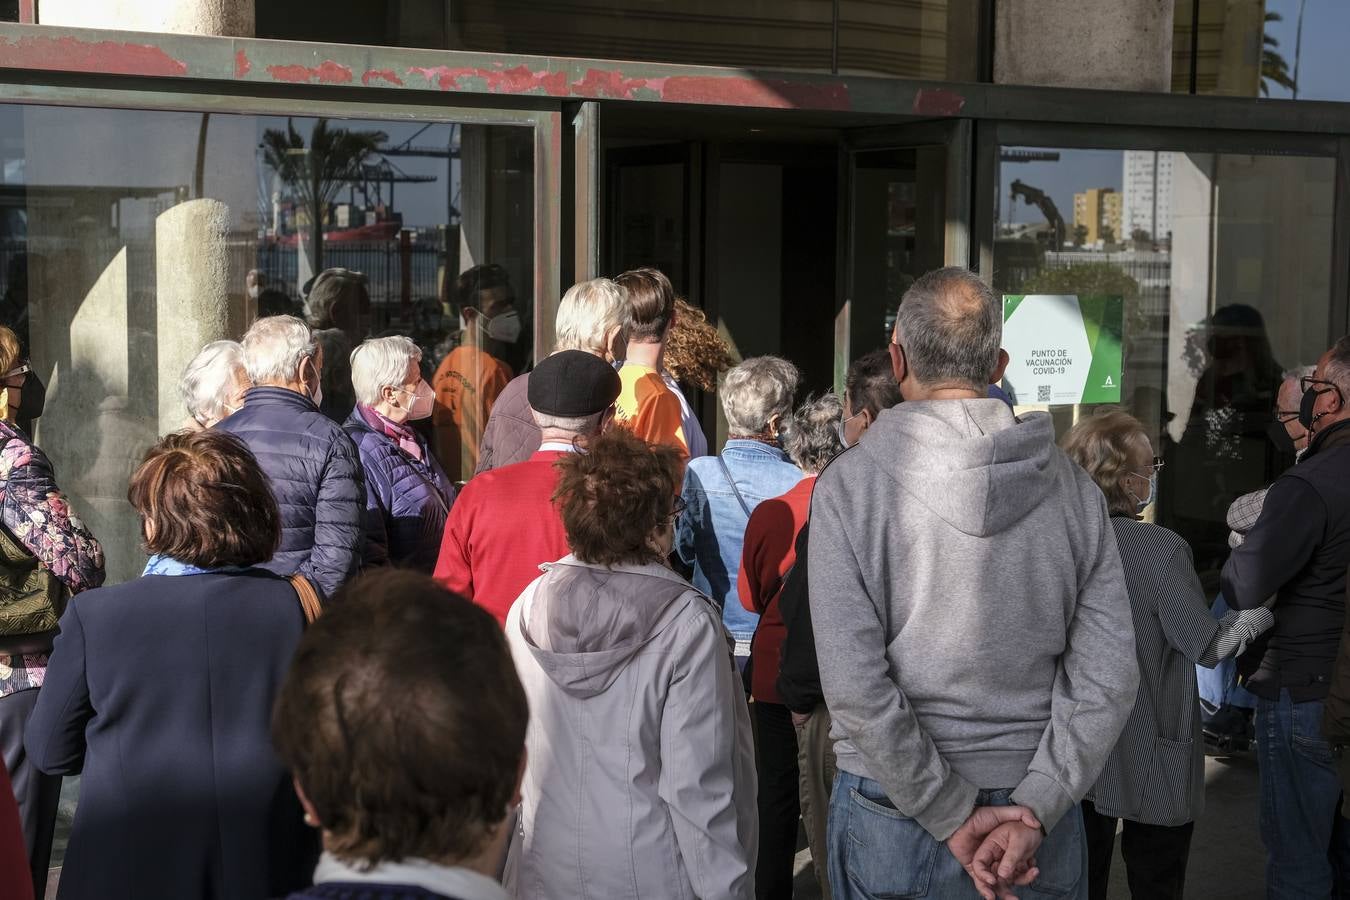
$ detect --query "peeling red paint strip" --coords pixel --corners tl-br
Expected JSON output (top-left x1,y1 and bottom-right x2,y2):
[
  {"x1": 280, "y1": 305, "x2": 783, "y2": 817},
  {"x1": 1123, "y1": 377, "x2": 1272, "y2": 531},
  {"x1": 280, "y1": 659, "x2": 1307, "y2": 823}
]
[
  {"x1": 656, "y1": 75, "x2": 850, "y2": 111},
  {"x1": 234, "y1": 49, "x2": 251, "y2": 78},
  {"x1": 361, "y1": 68, "x2": 404, "y2": 87},
  {"x1": 267, "y1": 60, "x2": 352, "y2": 85},
  {"x1": 912, "y1": 87, "x2": 965, "y2": 116},
  {"x1": 408, "y1": 64, "x2": 568, "y2": 96},
  {"x1": 571, "y1": 68, "x2": 653, "y2": 99},
  {"x1": 0, "y1": 34, "x2": 187, "y2": 77}
]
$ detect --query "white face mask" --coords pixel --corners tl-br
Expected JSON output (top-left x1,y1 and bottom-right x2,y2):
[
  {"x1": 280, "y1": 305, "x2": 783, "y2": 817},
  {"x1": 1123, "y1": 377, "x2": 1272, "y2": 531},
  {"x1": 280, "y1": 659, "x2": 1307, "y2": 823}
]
[
  {"x1": 484, "y1": 310, "x2": 522, "y2": 344},
  {"x1": 395, "y1": 381, "x2": 435, "y2": 421}
]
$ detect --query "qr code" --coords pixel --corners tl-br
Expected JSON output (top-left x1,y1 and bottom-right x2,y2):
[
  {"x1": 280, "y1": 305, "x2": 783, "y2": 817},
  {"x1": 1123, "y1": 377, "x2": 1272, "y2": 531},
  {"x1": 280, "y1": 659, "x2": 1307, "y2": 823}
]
[{"x1": 1037, "y1": 385, "x2": 1052, "y2": 403}]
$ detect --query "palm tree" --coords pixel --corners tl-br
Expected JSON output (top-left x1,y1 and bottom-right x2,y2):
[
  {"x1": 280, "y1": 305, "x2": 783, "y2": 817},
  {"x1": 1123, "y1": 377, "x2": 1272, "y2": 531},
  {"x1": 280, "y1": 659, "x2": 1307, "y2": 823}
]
[
  {"x1": 1261, "y1": 11, "x2": 1297, "y2": 97},
  {"x1": 261, "y1": 118, "x2": 387, "y2": 272}
]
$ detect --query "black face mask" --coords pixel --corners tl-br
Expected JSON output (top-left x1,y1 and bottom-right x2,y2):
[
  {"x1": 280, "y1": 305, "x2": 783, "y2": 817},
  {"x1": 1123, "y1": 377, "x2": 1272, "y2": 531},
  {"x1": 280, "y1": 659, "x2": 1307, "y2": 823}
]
[
  {"x1": 17, "y1": 370, "x2": 45, "y2": 423},
  {"x1": 1266, "y1": 421, "x2": 1297, "y2": 456},
  {"x1": 1299, "y1": 384, "x2": 1336, "y2": 432}
]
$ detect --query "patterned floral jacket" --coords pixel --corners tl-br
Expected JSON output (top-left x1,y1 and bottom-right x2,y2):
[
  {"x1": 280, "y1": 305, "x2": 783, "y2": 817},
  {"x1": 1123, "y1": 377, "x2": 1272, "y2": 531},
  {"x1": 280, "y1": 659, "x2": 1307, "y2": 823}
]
[{"x1": 0, "y1": 419, "x2": 105, "y2": 697}]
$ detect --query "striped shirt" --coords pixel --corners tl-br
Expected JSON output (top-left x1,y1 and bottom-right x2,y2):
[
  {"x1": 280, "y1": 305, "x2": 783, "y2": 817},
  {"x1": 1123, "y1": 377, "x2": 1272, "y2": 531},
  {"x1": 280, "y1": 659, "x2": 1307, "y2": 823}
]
[{"x1": 1088, "y1": 517, "x2": 1273, "y2": 826}]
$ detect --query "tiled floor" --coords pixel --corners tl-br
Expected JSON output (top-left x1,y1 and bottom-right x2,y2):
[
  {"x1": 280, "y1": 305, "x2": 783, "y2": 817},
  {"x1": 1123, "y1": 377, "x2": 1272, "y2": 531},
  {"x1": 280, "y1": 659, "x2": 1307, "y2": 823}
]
[{"x1": 45, "y1": 752, "x2": 1264, "y2": 899}]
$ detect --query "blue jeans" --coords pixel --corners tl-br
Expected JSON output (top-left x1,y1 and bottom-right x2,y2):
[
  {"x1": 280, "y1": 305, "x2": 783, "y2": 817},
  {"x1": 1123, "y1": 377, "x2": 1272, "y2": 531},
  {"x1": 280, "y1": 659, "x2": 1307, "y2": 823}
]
[
  {"x1": 1255, "y1": 690, "x2": 1350, "y2": 898},
  {"x1": 827, "y1": 771, "x2": 1087, "y2": 899},
  {"x1": 1197, "y1": 594, "x2": 1258, "y2": 711}
]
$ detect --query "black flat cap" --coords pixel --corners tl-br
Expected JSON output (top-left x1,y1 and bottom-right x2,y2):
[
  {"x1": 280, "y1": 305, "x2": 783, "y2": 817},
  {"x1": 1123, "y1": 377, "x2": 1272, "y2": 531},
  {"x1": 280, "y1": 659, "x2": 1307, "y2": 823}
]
[{"x1": 528, "y1": 350, "x2": 622, "y2": 418}]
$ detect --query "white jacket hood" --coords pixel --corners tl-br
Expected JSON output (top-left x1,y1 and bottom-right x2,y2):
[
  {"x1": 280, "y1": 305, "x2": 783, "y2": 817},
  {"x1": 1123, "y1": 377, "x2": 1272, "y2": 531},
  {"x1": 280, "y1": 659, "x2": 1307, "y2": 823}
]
[{"x1": 519, "y1": 556, "x2": 698, "y2": 698}]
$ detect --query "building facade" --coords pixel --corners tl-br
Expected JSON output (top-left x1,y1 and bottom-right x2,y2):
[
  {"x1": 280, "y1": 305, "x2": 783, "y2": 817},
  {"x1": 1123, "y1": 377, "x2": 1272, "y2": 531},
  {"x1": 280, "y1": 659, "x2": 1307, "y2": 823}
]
[{"x1": 0, "y1": 0, "x2": 1344, "y2": 588}]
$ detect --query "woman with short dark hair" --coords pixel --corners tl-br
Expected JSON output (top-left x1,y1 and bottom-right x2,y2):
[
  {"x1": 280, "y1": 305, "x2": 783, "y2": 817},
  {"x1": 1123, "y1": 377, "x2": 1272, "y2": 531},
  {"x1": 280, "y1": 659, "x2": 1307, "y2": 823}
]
[
  {"x1": 504, "y1": 429, "x2": 756, "y2": 900},
  {"x1": 25, "y1": 430, "x2": 317, "y2": 900}
]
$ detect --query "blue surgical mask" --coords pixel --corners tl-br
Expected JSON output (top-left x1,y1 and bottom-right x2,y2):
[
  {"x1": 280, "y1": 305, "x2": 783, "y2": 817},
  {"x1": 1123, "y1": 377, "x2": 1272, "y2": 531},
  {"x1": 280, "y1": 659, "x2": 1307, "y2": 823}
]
[{"x1": 1130, "y1": 472, "x2": 1157, "y2": 515}]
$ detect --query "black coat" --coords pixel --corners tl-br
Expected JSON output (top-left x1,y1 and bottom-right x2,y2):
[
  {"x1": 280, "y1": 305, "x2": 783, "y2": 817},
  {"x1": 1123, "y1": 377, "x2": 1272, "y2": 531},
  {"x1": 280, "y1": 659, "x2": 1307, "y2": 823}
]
[
  {"x1": 24, "y1": 570, "x2": 317, "y2": 900},
  {"x1": 776, "y1": 519, "x2": 823, "y2": 714},
  {"x1": 1224, "y1": 419, "x2": 1350, "y2": 703}
]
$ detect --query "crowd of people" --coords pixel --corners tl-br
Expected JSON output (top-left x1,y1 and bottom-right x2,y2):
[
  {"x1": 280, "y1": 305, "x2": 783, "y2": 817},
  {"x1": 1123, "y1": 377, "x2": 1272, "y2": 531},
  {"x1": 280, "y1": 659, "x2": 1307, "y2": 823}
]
[{"x1": 0, "y1": 260, "x2": 1347, "y2": 900}]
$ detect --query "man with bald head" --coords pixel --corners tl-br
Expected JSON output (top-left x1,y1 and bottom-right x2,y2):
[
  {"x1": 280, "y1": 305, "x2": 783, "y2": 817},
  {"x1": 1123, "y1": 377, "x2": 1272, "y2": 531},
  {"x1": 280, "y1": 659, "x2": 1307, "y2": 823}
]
[
  {"x1": 1228, "y1": 336, "x2": 1350, "y2": 898},
  {"x1": 809, "y1": 267, "x2": 1138, "y2": 899}
]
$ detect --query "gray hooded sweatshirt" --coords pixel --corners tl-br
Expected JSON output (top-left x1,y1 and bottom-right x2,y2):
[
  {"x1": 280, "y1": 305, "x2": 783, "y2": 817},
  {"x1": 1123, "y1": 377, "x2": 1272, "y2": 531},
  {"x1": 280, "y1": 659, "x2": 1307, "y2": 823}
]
[
  {"x1": 503, "y1": 556, "x2": 757, "y2": 900},
  {"x1": 808, "y1": 399, "x2": 1139, "y2": 841}
]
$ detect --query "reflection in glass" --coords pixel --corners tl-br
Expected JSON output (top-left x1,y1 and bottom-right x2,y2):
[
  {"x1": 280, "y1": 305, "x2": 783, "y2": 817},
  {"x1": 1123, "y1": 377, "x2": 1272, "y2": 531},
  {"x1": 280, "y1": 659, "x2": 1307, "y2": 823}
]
[
  {"x1": 996, "y1": 145, "x2": 1333, "y2": 589},
  {"x1": 0, "y1": 104, "x2": 533, "y2": 581}
]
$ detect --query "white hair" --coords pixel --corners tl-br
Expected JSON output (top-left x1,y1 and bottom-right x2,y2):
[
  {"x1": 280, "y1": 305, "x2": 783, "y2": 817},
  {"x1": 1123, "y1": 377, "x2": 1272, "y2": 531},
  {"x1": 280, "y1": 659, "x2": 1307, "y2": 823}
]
[
  {"x1": 241, "y1": 315, "x2": 319, "y2": 385},
  {"x1": 351, "y1": 336, "x2": 422, "y2": 407},
  {"x1": 530, "y1": 409, "x2": 604, "y2": 435},
  {"x1": 179, "y1": 340, "x2": 246, "y2": 425},
  {"x1": 554, "y1": 278, "x2": 627, "y2": 354},
  {"x1": 721, "y1": 356, "x2": 800, "y2": 435}
]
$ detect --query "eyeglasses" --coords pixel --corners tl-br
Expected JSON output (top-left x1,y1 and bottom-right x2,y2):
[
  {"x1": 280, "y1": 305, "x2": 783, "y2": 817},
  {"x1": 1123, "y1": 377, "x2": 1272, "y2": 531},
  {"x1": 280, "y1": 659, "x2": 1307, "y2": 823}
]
[
  {"x1": 1273, "y1": 408, "x2": 1301, "y2": 425},
  {"x1": 1137, "y1": 456, "x2": 1165, "y2": 474},
  {"x1": 667, "y1": 496, "x2": 688, "y2": 521},
  {"x1": 1302, "y1": 376, "x2": 1342, "y2": 396}
]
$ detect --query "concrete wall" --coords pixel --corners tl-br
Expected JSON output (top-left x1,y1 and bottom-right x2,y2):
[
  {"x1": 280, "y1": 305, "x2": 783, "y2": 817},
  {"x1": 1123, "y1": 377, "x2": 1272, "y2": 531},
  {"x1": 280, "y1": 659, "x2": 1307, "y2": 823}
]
[
  {"x1": 39, "y1": 0, "x2": 254, "y2": 36},
  {"x1": 996, "y1": 0, "x2": 1175, "y2": 92}
]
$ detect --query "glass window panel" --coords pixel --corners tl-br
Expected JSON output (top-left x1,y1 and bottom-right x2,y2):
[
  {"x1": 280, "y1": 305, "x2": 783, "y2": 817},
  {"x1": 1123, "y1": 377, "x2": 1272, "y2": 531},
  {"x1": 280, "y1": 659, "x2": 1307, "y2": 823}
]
[
  {"x1": 995, "y1": 145, "x2": 1334, "y2": 591},
  {"x1": 0, "y1": 103, "x2": 534, "y2": 584},
  {"x1": 257, "y1": 0, "x2": 979, "y2": 79},
  {"x1": 1173, "y1": 0, "x2": 1350, "y2": 101},
  {"x1": 837, "y1": 0, "x2": 980, "y2": 80},
  {"x1": 848, "y1": 146, "x2": 947, "y2": 363}
]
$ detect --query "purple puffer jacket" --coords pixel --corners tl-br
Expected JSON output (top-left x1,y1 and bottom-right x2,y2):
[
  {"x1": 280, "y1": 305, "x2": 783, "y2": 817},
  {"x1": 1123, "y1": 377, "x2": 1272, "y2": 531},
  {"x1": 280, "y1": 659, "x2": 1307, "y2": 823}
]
[{"x1": 343, "y1": 409, "x2": 456, "y2": 573}]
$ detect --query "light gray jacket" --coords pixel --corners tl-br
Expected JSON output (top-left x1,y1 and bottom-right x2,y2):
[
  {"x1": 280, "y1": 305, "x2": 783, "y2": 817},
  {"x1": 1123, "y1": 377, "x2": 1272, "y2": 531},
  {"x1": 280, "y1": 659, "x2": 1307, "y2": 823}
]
[
  {"x1": 504, "y1": 556, "x2": 757, "y2": 900},
  {"x1": 809, "y1": 399, "x2": 1139, "y2": 840}
]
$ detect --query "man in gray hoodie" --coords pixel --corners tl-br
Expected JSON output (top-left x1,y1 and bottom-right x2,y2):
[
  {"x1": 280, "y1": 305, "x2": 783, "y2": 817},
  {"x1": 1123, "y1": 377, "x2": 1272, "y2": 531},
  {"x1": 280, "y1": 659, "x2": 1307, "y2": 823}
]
[{"x1": 810, "y1": 267, "x2": 1139, "y2": 900}]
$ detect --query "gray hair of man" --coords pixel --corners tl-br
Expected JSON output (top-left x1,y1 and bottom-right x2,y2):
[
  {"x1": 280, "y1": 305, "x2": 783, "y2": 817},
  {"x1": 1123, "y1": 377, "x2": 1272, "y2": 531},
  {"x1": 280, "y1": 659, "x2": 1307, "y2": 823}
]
[
  {"x1": 351, "y1": 336, "x2": 423, "y2": 407},
  {"x1": 1324, "y1": 335, "x2": 1350, "y2": 395},
  {"x1": 894, "y1": 267, "x2": 1002, "y2": 390},
  {"x1": 554, "y1": 278, "x2": 627, "y2": 354},
  {"x1": 241, "y1": 314, "x2": 319, "y2": 385},
  {"x1": 785, "y1": 393, "x2": 844, "y2": 474},
  {"x1": 721, "y1": 356, "x2": 800, "y2": 436},
  {"x1": 179, "y1": 340, "x2": 245, "y2": 425},
  {"x1": 530, "y1": 409, "x2": 605, "y2": 436}
]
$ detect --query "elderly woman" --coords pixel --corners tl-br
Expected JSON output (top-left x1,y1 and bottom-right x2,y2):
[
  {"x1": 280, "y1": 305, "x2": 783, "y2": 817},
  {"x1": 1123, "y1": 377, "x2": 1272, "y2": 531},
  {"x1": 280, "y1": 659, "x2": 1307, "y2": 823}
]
[
  {"x1": 179, "y1": 339, "x2": 250, "y2": 429},
  {"x1": 505, "y1": 429, "x2": 756, "y2": 899},
  {"x1": 738, "y1": 392, "x2": 843, "y2": 899},
  {"x1": 676, "y1": 355, "x2": 803, "y2": 668},
  {"x1": 1061, "y1": 409, "x2": 1274, "y2": 900},
  {"x1": 0, "y1": 325, "x2": 104, "y2": 899},
  {"x1": 25, "y1": 430, "x2": 317, "y2": 900},
  {"x1": 275, "y1": 571, "x2": 527, "y2": 900},
  {"x1": 345, "y1": 336, "x2": 455, "y2": 572}
]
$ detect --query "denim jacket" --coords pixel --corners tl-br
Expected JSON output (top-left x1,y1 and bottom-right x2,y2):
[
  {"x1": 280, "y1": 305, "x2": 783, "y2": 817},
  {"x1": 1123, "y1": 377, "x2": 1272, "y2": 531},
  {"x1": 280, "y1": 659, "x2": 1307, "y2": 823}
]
[{"x1": 676, "y1": 440, "x2": 803, "y2": 645}]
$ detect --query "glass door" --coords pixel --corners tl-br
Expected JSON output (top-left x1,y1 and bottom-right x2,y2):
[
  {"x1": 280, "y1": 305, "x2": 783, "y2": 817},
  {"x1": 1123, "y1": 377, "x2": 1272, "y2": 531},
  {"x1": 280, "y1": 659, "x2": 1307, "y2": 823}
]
[{"x1": 840, "y1": 121, "x2": 971, "y2": 388}]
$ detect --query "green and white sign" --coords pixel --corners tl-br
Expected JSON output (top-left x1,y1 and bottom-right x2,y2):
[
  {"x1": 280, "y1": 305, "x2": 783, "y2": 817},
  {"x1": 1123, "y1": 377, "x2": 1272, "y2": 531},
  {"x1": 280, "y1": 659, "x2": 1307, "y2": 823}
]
[{"x1": 1001, "y1": 294, "x2": 1123, "y2": 406}]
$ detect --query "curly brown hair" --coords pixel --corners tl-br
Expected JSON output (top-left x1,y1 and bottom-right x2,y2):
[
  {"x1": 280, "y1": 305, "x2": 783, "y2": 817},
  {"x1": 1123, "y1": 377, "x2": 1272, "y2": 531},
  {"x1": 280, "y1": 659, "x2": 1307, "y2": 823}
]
[
  {"x1": 1060, "y1": 408, "x2": 1152, "y2": 517},
  {"x1": 127, "y1": 430, "x2": 280, "y2": 569},
  {"x1": 664, "y1": 299, "x2": 735, "y2": 392},
  {"x1": 552, "y1": 429, "x2": 683, "y2": 567},
  {"x1": 272, "y1": 570, "x2": 527, "y2": 868}
]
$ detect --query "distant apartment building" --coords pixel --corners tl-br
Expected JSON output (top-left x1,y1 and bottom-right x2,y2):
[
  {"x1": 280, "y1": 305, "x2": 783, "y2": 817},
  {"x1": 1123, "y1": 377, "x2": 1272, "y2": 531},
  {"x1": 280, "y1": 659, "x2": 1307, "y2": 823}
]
[
  {"x1": 1123, "y1": 150, "x2": 1175, "y2": 242},
  {"x1": 1073, "y1": 187, "x2": 1123, "y2": 245}
]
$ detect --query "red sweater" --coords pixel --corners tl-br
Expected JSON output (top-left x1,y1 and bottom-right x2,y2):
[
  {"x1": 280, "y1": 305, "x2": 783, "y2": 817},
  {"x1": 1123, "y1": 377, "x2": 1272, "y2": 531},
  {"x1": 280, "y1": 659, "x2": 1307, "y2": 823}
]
[
  {"x1": 434, "y1": 450, "x2": 571, "y2": 626},
  {"x1": 738, "y1": 476, "x2": 815, "y2": 704},
  {"x1": 0, "y1": 761, "x2": 32, "y2": 900}
]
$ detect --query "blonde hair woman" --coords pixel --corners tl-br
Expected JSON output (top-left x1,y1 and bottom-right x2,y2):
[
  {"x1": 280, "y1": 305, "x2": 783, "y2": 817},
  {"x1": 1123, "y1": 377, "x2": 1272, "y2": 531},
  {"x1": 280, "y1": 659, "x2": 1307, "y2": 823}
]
[
  {"x1": 0, "y1": 326, "x2": 104, "y2": 898},
  {"x1": 1061, "y1": 408, "x2": 1271, "y2": 900}
]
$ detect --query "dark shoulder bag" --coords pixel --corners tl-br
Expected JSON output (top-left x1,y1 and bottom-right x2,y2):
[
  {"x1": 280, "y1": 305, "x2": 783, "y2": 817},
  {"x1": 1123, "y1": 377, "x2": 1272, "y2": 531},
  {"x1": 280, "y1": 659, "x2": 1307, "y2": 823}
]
[{"x1": 0, "y1": 523, "x2": 69, "y2": 655}]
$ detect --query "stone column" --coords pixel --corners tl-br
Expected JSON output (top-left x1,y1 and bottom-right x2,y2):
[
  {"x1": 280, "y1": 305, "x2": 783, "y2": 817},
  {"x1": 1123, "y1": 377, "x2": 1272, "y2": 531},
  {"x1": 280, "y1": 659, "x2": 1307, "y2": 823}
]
[
  {"x1": 156, "y1": 199, "x2": 243, "y2": 434},
  {"x1": 995, "y1": 0, "x2": 1175, "y2": 92},
  {"x1": 38, "y1": 0, "x2": 254, "y2": 36}
]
